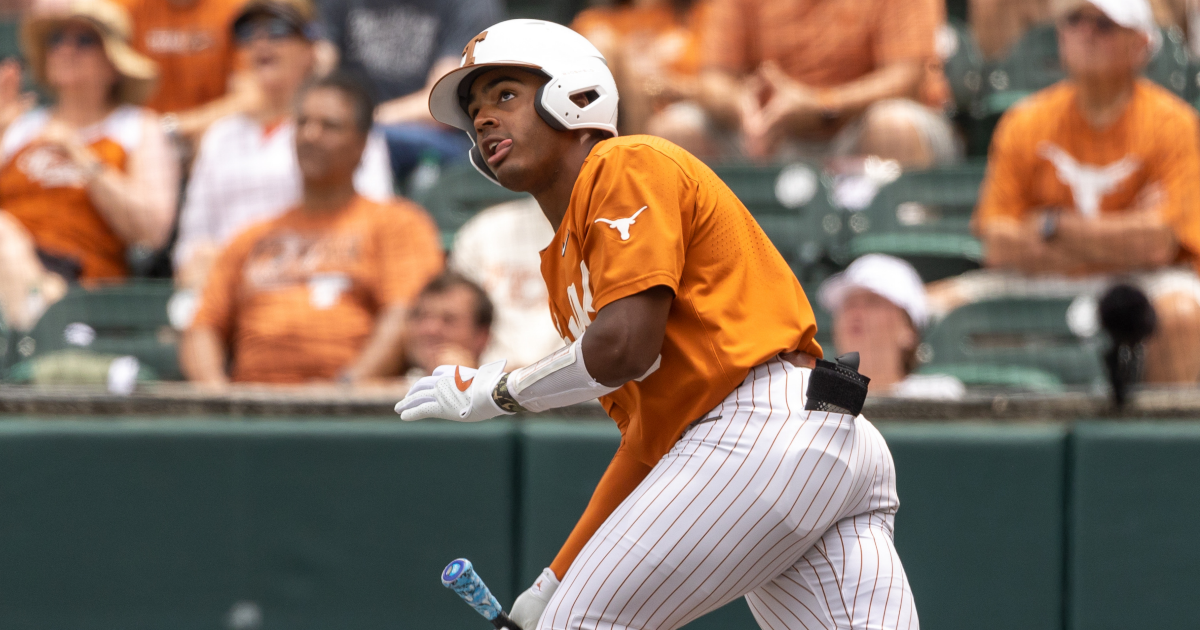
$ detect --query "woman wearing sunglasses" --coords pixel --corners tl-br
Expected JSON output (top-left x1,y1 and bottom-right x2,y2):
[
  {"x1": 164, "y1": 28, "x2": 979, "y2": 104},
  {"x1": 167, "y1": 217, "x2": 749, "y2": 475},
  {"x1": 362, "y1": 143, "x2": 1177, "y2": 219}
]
[
  {"x1": 172, "y1": 0, "x2": 392, "y2": 305},
  {"x1": 0, "y1": 0, "x2": 176, "y2": 331}
]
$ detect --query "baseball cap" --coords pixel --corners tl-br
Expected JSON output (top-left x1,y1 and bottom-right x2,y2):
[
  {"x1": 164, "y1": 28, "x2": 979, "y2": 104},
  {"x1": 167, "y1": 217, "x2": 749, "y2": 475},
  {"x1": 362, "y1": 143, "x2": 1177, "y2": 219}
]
[
  {"x1": 818, "y1": 254, "x2": 930, "y2": 329},
  {"x1": 1052, "y1": 0, "x2": 1161, "y2": 52}
]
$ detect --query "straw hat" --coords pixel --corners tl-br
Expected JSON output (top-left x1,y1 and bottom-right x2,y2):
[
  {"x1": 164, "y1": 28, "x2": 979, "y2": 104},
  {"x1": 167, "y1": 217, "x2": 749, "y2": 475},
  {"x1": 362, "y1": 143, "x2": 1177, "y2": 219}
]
[{"x1": 21, "y1": 0, "x2": 158, "y2": 105}]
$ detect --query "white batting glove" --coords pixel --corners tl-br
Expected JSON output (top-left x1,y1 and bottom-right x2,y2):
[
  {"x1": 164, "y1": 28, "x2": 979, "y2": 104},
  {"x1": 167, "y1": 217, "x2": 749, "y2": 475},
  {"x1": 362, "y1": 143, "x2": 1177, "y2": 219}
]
[
  {"x1": 394, "y1": 360, "x2": 512, "y2": 422},
  {"x1": 509, "y1": 567, "x2": 559, "y2": 630}
]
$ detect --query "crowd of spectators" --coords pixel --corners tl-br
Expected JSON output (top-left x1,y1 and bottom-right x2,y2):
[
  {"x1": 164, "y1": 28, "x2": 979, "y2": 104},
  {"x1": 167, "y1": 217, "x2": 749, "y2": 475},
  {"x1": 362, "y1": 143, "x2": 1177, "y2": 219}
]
[{"x1": 0, "y1": 0, "x2": 1198, "y2": 394}]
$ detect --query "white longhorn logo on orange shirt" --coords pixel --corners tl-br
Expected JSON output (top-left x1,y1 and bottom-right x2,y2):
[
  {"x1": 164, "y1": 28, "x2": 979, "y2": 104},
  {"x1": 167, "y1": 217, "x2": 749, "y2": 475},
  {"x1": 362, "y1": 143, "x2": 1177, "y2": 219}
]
[
  {"x1": 594, "y1": 206, "x2": 646, "y2": 241},
  {"x1": 1039, "y1": 143, "x2": 1140, "y2": 218}
]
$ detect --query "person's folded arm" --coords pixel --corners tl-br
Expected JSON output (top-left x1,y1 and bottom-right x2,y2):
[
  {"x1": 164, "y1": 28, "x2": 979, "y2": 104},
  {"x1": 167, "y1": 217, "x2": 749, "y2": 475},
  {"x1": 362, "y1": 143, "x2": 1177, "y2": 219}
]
[
  {"x1": 180, "y1": 325, "x2": 229, "y2": 386},
  {"x1": 342, "y1": 303, "x2": 410, "y2": 382},
  {"x1": 979, "y1": 217, "x2": 1090, "y2": 275},
  {"x1": 819, "y1": 60, "x2": 924, "y2": 120},
  {"x1": 1052, "y1": 210, "x2": 1179, "y2": 271},
  {"x1": 86, "y1": 114, "x2": 179, "y2": 250}
]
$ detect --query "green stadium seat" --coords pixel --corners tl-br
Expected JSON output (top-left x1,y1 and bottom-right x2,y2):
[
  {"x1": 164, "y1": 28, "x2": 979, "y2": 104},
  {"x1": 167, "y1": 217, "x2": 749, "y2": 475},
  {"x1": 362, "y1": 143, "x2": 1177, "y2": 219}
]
[
  {"x1": 838, "y1": 162, "x2": 986, "y2": 282},
  {"x1": 6, "y1": 281, "x2": 181, "y2": 382},
  {"x1": 714, "y1": 162, "x2": 844, "y2": 286},
  {"x1": 941, "y1": 20, "x2": 985, "y2": 118},
  {"x1": 411, "y1": 162, "x2": 529, "y2": 245},
  {"x1": 920, "y1": 297, "x2": 1106, "y2": 390}
]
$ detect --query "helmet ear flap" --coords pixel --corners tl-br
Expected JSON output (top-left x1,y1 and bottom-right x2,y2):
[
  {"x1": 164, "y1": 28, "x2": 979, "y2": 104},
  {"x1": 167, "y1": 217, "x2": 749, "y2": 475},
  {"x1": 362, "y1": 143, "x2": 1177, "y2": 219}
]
[{"x1": 534, "y1": 81, "x2": 569, "y2": 131}]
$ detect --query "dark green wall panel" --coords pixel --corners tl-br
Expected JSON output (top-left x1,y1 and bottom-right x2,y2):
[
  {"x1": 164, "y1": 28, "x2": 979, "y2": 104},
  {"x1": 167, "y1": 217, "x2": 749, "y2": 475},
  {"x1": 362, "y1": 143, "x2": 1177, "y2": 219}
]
[
  {"x1": 880, "y1": 423, "x2": 1067, "y2": 630},
  {"x1": 0, "y1": 420, "x2": 517, "y2": 630},
  {"x1": 1070, "y1": 421, "x2": 1200, "y2": 630}
]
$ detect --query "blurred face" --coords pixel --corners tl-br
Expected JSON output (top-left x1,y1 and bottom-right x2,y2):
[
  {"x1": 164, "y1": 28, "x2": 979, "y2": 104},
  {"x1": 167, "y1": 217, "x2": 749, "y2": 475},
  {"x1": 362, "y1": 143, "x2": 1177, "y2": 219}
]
[
  {"x1": 295, "y1": 87, "x2": 366, "y2": 187},
  {"x1": 44, "y1": 21, "x2": 118, "y2": 99},
  {"x1": 236, "y1": 15, "x2": 314, "y2": 97},
  {"x1": 465, "y1": 67, "x2": 580, "y2": 192},
  {"x1": 831, "y1": 288, "x2": 918, "y2": 372},
  {"x1": 1058, "y1": 5, "x2": 1149, "y2": 80},
  {"x1": 405, "y1": 285, "x2": 490, "y2": 373}
]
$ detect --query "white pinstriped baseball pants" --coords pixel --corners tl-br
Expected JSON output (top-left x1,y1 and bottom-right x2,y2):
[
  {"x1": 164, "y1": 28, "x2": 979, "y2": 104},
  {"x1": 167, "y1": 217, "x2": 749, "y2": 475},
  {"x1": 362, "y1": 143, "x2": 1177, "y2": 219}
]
[{"x1": 539, "y1": 358, "x2": 918, "y2": 630}]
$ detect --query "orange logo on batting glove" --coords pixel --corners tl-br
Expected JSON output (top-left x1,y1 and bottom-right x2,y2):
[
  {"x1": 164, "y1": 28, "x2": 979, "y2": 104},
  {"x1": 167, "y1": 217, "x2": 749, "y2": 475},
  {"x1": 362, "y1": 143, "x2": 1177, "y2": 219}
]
[{"x1": 455, "y1": 367, "x2": 474, "y2": 392}]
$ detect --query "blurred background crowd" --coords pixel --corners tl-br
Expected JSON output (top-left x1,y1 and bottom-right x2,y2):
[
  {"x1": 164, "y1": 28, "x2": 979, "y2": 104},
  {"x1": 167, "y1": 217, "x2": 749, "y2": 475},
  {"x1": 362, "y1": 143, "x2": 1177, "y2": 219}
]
[{"x1": 0, "y1": 0, "x2": 1196, "y2": 404}]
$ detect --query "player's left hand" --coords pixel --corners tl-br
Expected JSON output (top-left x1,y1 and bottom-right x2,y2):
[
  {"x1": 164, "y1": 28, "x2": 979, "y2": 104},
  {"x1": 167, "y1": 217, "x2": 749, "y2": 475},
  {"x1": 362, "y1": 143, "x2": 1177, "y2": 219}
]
[
  {"x1": 394, "y1": 360, "x2": 512, "y2": 422},
  {"x1": 510, "y1": 567, "x2": 560, "y2": 630}
]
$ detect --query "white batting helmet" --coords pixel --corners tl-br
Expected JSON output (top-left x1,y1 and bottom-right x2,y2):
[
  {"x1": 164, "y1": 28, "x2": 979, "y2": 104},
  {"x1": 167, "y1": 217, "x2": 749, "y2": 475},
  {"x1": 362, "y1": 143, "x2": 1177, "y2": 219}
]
[{"x1": 428, "y1": 19, "x2": 619, "y2": 182}]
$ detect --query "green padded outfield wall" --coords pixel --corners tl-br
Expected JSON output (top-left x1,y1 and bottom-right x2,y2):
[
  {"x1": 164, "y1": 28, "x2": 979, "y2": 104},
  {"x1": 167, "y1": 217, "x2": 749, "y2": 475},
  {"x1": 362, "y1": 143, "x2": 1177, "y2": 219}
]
[
  {"x1": 880, "y1": 423, "x2": 1067, "y2": 630},
  {"x1": 1069, "y1": 421, "x2": 1200, "y2": 630},
  {"x1": 0, "y1": 419, "x2": 517, "y2": 630}
]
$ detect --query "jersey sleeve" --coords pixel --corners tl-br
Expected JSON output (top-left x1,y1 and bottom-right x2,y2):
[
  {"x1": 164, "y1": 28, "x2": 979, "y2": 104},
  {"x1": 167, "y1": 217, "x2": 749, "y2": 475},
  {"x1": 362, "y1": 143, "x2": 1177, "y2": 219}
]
[
  {"x1": 190, "y1": 227, "x2": 255, "y2": 343},
  {"x1": 973, "y1": 107, "x2": 1035, "y2": 233},
  {"x1": 549, "y1": 441, "x2": 654, "y2": 579},
  {"x1": 1147, "y1": 106, "x2": 1200, "y2": 265},
  {"x1": 577, "y1": 144, "x2": 695, "y2": 312}
]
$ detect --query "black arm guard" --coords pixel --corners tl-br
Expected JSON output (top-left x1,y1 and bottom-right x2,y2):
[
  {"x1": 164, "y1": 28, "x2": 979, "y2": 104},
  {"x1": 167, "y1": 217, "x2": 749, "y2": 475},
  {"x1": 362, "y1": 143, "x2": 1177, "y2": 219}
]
[{"x1": 804, "y1": 352, "x2": 870, "y2": 417}]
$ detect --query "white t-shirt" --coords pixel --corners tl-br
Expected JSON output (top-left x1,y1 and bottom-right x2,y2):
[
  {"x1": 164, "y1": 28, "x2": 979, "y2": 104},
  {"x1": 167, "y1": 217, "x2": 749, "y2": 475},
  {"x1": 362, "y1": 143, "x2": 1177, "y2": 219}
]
[
  {"x1": 888, "y1": 373, "x2": 966, "y2": 400},
  {"x1": 174, "y1": 113, "x2": 393, "y2": 268},
  {"x1": 450, "y1": 197, "x2": 564, "y2": 369}
]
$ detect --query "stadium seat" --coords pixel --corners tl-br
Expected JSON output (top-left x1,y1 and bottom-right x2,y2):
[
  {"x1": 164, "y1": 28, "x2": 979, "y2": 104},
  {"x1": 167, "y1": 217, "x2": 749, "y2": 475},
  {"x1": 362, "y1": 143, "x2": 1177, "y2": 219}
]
[
  {"x1": 5, "y1": 281, "x2": 181, "y2": 382},
  {"x1": 920, "y1": 297, "x2": 1107, "y2": 390},
  {"x1": 837, "y1": 161, "x2": 987, "y2": 283},
  {"x1": 941, "y1": 19, "x2": 985, "y2": 119},
  {"x1": 714, "y1": 162, "x2": 844, "y2": 287},
  {"x1": 411, "y1": 162, "x2": 530, "y2": 247}
]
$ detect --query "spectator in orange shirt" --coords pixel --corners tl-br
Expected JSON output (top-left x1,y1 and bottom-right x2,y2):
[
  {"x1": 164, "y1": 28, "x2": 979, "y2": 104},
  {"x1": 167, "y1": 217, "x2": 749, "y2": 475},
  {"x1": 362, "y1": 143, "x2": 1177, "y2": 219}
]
[
  {"x1": 945, "y1": 0, "x2": 1200, "y2": 383},
  {"x1": 180, "y1": 73, "x2": 443, "y2": 385},
  {"x1": 571, "y1": 0, "x2": 713, "y2": 156},
  {"x1": 117, "y1": 0, "x2": 259, "y2": 146},
  {"x1": 697, "y1": 0, "x2": 959, "y2": 167},
  {"x1": 0, "y1": 0, "x2": 177, "y2": 331},
  {"x1": 401, "y1": 271, "x2": 493, "y2": 377}
]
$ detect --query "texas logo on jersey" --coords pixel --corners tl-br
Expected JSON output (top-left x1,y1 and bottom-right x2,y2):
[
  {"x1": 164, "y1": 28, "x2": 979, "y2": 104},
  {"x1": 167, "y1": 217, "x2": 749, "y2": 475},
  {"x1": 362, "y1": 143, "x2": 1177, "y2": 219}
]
[
  {"x1": 594, "y1": 206, "x2": 646, "y2": 241},
  {"x1": 1039, "y1": 143, "x2": 1140, "y2": 218}
]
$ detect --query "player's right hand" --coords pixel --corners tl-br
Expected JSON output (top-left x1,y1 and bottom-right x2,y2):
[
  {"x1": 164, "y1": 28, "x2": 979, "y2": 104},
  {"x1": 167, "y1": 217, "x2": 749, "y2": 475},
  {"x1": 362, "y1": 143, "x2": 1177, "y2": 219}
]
[
  {"x1": 394, "y1": 360, "x2": 511, "y2": 422},
  {"x1": 509, "y1": 567, "x2": 559, "y2": 630}
]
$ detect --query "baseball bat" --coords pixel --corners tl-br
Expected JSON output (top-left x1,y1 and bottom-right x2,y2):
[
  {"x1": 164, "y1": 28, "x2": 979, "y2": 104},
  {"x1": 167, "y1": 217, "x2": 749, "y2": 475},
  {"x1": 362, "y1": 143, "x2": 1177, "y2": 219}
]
[{"x1": 441, "y1": 558, "x2": 523, "y2": 629}]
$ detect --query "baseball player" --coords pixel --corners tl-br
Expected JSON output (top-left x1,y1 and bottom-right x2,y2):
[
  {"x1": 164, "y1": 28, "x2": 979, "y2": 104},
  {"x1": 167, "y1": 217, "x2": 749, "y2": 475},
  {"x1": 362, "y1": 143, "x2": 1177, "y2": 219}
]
[{"x1": 395, "y1": 19, "x2": 918, "y2": 630}]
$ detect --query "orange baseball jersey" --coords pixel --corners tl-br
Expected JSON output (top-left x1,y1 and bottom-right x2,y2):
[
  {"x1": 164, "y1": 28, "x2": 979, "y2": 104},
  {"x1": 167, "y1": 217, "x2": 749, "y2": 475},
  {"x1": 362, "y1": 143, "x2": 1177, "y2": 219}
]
[
  {"x1": 118, "y1": 0, "x2": 244, "y2": 114},
  {"x1": 702, "y1": 0, "x2": 948, "y2": 108},
  {"x1": 0, "y1": 107, "x2": 150, "y2": 280},
  {"x1": 542, "y1": 135, "x2": 821, "y2": 576},
  {"x1": 975, "y1": 79, "x2": 1200, "y2": 274},
  {"x1": 192, "y1": 195, "x2": 443, "y2": 383}
]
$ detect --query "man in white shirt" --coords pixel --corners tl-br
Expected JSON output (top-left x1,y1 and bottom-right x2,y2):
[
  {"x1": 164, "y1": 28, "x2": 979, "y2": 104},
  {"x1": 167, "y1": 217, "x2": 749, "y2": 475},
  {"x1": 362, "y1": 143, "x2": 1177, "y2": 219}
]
[{"x1": 449, "y1": 197, "x2": 564, "y2": 368}]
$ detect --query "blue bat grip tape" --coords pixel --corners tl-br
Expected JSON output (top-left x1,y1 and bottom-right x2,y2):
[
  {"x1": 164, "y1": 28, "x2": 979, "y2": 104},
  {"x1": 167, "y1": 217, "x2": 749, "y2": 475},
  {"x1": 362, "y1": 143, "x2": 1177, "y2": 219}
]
[{"x1": 442, "y1": 558, "x2": 503, "y2": 621}]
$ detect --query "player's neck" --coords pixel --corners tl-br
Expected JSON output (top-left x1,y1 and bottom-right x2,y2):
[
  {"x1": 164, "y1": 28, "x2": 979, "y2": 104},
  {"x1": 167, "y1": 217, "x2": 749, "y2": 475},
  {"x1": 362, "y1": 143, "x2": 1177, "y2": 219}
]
[
  {"x1": 1073, "y1": 74, "x2": 1135, "y2": 129},
  {"x1": 856, "y1": 351, "x2": 905, "y2": 393},
  {"x1": 531, "y1": 133, "x2": 604, "y2": 230}
]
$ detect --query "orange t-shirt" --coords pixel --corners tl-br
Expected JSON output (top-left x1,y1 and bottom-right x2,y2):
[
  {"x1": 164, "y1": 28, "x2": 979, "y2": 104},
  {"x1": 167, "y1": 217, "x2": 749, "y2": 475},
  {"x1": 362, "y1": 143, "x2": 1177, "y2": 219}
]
[
  {"x1": 192, "y1": 195, "x2": 444, "y2": 383},
  {"x1": 118, "y1": 0, "x2": 244, "y2": 114},
  {"x1": 0, "y1": 107, "x2": 148, "y2": 280},
  {"x1": 975, "y1": 79, "x2": 1200, "y2": 274},
  {"x1": 571, "y1": 3, "x2": 707, "y2": 78},
  {"x1": 702, "y1": 0, "x2": 948, "y2": 108},
  {"x1": 542, "y1": 135, "x2": 821, "y2": 576}
]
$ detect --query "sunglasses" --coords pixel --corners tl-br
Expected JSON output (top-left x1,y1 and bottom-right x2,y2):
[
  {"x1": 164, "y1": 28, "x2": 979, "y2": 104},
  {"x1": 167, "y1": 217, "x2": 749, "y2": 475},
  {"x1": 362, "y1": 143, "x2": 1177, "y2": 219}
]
[
  {"x1": 235, "y1": 17, "x2": 303, "y2": 43},
  {"x1": 1062, "y1": 12, "x2": 1121, "y2": 34},
  {"x1": 46, "y1": 30, "x2": 103, "y2": 50}
]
